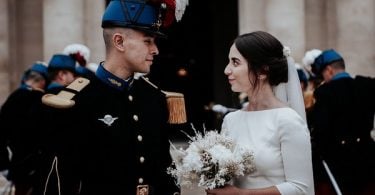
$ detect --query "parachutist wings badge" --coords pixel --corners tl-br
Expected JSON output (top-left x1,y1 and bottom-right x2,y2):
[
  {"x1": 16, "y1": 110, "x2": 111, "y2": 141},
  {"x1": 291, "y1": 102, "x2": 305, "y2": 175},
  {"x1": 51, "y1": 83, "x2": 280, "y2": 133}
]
[{"x1": 98, "y1": 114, "x2": 118, "y2": 126}]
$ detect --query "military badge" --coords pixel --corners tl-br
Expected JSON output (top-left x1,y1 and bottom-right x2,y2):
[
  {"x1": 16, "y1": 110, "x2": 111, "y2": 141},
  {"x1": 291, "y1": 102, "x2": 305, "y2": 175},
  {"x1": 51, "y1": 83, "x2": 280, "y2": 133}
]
[{"x1": 98, "y1": 114, "x2": 118, "y2": 126}]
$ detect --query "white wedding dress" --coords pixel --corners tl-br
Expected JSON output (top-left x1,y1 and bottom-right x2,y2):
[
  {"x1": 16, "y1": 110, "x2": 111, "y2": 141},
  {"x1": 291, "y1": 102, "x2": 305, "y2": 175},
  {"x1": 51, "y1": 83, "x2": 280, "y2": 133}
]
[{"x1": 222, "y1": 107, "x2": 314, "y2": 195}]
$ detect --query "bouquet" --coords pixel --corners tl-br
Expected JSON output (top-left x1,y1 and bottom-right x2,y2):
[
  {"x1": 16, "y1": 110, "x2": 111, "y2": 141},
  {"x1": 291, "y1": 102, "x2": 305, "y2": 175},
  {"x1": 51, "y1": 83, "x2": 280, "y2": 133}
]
[{"x1": 167, "y1": 127, "x2": 256, "y2": 190}]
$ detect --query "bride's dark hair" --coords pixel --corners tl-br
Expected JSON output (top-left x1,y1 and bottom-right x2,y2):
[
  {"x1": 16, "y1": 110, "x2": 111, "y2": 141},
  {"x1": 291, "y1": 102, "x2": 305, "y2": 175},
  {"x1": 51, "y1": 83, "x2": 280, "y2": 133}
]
[{"x1": 234, "y1": 31, "x2": 288, "y2": 88}]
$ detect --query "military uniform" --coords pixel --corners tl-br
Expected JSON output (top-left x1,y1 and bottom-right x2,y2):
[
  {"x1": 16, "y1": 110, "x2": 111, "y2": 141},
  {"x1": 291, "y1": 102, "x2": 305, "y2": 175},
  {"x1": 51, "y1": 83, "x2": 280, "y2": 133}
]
[
  {"x1": 311, "y1": 51, "x2": 375, "y2": 193},
  {"x1": 0, "y1": 62, "x2": 49, "y2": 195},
  {"x1": 0, "y1": 87, "x2": 45, "y2": 180},
  {"x1": 40, "y1": 1, "x2": 187, "y2": 194},
  {"x1": 41, "y1": 64, "x2": 180, "y2": 195},
  {"x1": 46, "y1": 54, "x2": 77, "y2": 94}
]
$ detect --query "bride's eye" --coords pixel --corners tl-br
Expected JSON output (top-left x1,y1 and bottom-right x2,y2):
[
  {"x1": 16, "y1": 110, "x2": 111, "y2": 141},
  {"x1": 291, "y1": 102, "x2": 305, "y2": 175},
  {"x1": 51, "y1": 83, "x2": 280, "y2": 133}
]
[{"x1": 232, "y1": 59, "x2": 240, "y2": 66}]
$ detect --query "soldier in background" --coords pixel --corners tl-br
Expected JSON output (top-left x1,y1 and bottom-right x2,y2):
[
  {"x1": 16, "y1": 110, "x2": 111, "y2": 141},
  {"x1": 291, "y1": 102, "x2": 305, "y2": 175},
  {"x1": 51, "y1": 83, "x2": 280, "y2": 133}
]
[
  {"x1": 310, "y1": 49, "x2": 375, "y2": 194},
  {"x1": 0, "y1": 62, "x2": 49, "y2": 195},
  {"x1": 46, "y1": 54, "x2": 76, "y2": 94}
]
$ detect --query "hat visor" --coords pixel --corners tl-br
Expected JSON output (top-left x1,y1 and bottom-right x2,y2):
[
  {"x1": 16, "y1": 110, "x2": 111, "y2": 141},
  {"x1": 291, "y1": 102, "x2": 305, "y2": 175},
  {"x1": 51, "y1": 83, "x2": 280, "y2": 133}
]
[
  {"x1": 102, "y1": 21, "x2": 167, "y2": 38},
  {"x1": 130, "y1": 25, "x2": 167, "y2": 39}
]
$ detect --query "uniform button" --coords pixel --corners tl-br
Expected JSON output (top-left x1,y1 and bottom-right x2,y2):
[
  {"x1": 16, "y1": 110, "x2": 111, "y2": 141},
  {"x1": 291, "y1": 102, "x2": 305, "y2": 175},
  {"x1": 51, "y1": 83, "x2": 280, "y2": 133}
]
[
  {"x1": 341, "y1": 140, "x2": 346, "y2": 145},
  {"x1": 140, "y1": 156, "x2": 145, "y2": 163},
  {"x1": 356, "y1": 137, "x2": 360, "y2": 142},
  {"x1": 137, "y1": 135, "x2": 143, "y2": 142},
  {"x1": 133, "y1": 115, "x2": 138, "y2": 121},
  {"x1": 128, "y1": 95, "x2": 133, "y2": 101},
  {"x1": 138, "y1": 177, "x2": 144, "y2": 184}
]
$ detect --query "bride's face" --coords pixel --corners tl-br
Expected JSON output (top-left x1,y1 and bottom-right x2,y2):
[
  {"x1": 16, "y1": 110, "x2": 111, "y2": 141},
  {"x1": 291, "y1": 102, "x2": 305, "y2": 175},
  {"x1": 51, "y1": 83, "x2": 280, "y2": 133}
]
[{"x1": 224, "y1": 44, "x2": 254, "y2": 93}]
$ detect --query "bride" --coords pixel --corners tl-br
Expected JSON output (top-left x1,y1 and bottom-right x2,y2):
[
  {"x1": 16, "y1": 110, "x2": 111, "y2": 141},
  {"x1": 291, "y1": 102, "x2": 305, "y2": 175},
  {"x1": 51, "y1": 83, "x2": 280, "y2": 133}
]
[{"x1": 206, "y1": 31, "x2": 314, "y2": 195}]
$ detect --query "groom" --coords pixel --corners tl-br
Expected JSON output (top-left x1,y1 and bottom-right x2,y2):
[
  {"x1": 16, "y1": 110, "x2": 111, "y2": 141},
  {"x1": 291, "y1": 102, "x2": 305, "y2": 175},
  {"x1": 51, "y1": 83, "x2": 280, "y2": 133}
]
[{"x1": 38, "y1": 0, "x2": 186, "y2": 194}]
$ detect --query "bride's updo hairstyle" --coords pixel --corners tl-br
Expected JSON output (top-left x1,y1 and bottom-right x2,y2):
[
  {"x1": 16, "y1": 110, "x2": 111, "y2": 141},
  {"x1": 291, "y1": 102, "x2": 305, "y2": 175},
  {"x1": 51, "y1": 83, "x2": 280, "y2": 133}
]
[{"x1": 234, "y1": 31, "x2": 288, "y2": 88}]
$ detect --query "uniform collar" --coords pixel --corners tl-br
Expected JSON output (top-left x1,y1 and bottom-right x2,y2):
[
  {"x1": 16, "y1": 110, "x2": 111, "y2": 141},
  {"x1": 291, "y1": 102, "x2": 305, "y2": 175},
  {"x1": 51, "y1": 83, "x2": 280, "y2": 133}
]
[
  {"x1": 96, "y1": 62, "x2": 133, "y2": 91},
  {"x1": 332, "y1": 72, "x2": 351, "y2": 81},
  {"x1": 47, "y1": 82, "x2": 63, "y2": 90},
  {"x1": 19, "y1": 83, "x2": 32, "y2": 90}
]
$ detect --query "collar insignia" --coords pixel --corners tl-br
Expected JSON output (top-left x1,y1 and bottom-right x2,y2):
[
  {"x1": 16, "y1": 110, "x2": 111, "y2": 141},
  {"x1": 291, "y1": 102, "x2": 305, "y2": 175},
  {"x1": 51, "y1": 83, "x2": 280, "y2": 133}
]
[
  {"x1": 98, "y1": 114, "x2": 118, "y2": 126},
  {"x1": 108, "y1": 78, "x2": 122, "y2": 87}
]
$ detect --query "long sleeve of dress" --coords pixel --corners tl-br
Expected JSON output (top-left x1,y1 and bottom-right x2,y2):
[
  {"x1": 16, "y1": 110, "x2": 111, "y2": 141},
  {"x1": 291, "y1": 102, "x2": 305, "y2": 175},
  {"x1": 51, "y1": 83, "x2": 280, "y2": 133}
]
[{"x1": 275, "y1": 111, "x2": 314, "y2": 195}]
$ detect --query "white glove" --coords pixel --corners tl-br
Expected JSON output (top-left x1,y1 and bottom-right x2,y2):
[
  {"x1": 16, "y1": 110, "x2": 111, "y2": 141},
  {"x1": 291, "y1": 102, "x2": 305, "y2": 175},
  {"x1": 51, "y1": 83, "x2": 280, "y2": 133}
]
[
  {"x1": 0, "y1": 169, "x2": 8, "y2": 178},
  {"x1": 212, "y1": 104, "x2": 229, "y2": 114},
  {"x1": 371, "y1": 129, "x2": 375, "y2": 142}
]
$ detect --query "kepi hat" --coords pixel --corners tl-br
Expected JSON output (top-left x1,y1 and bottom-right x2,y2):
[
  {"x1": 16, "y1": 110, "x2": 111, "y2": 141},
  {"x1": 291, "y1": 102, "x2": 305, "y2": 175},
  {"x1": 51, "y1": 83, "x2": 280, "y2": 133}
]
[
  {"x1": 102, "y1": 0, "x2": 189, "y2": 37},
  {"x1": 311, "y1": 49, "x2": 343, "y2": 75},
  {"x1": 30, "y1": 61, "x2": 49, "y2": 80},
  {"x1": 48, "y1": 54, "x2": 76, "y2": 73}
]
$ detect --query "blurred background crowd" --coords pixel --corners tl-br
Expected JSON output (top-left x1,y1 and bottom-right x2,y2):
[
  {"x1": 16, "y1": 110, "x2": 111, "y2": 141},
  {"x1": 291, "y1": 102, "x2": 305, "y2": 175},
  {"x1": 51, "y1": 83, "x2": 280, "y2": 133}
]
[{"x1": 0, "y1": 0, "x2": 374, "y2": 195}]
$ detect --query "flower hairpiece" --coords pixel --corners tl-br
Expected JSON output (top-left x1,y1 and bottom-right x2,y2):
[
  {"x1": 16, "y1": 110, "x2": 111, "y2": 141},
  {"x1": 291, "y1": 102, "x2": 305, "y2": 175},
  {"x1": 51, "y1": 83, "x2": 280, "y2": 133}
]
[{"x1": 283, "y1": 46, "x2": 291, "y2": 57}]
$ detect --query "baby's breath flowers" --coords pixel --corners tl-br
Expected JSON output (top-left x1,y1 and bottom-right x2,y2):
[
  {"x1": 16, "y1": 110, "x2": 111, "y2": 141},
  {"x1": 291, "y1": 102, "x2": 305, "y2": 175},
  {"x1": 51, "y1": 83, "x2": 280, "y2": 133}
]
[{"x1": 168, "y1": 127, "x2": 256, "y2": 190}]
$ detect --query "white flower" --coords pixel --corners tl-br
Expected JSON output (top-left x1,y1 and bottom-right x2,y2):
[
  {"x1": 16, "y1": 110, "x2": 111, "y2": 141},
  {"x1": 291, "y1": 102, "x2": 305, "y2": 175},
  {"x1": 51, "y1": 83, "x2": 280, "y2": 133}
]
[
  {"x1": 283, "y1": 46, "x2": 291, "y2": 57},
  {"x1": 168, "y1": 127, "x2": 256, "y2": 190},
  {"x1": 182, "y1": 151, "x2": 203, "y2": 171},
  {"x1": 208, "y1": 144, "x2": 232, "y2": 165}
]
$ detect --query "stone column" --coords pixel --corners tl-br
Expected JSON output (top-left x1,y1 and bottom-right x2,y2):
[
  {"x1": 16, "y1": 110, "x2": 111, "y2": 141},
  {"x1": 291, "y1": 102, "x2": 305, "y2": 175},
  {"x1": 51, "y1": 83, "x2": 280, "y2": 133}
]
[
  {"x1": 335, "y1": 0, "x2": 375, "y2": 76},
  {"x1": 238, "y1": 0, "x2": 266, "y2": 35},
  {"x1": 11, "y1": 0, "x2": 43, "y2": 87},
  {"x1": 305, "y1": 0, "x2": 328, "y2": 50},
  {"x1": 265, "y1": 0, "x2": 305, "y2": 59},
  {"x1": 83, "y1": 0, "x2": 106, "y2": 64},
  {"x1": 238, "y1": 0, "x2": 305, "y2": 60},
  {"x1": 0, "y1": 0, "x2": 10, "y2": 104},
  {"x1": 325, "y1": 0, "x2": 338, "y2": 49},
  {"x1": 43, "y1": 0, "x2": 85, "y2": 61}
]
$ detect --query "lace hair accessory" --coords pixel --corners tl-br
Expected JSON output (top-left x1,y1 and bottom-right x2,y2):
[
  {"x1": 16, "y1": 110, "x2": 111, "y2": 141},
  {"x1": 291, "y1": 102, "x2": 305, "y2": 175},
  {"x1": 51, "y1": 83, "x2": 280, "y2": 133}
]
[{"x1": 273, "y1": 46, "x2": 307, "y2": 122}]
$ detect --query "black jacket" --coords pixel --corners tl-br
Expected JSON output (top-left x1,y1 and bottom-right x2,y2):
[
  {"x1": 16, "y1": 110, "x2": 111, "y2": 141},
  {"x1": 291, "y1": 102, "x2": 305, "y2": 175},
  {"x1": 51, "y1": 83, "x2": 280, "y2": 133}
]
[
  {"x1": 0, "y1": 87, "x2": 45, "y2": 182},
  {"x1": 311, "y1": 75, "x2": 375, "y2": 185},
  {"x1": 40, "y1": 77, "x2": 180, "y2": 195}
]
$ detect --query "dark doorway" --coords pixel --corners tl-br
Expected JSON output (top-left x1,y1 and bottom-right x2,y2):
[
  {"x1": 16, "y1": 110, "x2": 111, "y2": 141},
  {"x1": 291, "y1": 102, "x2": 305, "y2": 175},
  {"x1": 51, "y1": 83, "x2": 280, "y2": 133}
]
[{"x1": 149, "y1": 0, "x2": 239, "y2": 138}]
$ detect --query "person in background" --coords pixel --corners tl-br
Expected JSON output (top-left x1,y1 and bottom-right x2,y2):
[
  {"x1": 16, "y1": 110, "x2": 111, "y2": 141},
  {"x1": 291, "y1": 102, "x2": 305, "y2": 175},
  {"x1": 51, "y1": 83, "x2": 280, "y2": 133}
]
[
  {"x1": 296, "y1": 63, "x2": 308, "y2": 91},
  {"x1": 206, "y1": 31, "x2": 314, "y2": 195},
  {"x1": 46, "y1": 54, "x2": 76, "y2": 94},
  {"x1": 0, "y1": 62, "x2": 49, "y2": 195},
  {"x1": 311, "y1": 49, "x2": 375, "y2": 195}
]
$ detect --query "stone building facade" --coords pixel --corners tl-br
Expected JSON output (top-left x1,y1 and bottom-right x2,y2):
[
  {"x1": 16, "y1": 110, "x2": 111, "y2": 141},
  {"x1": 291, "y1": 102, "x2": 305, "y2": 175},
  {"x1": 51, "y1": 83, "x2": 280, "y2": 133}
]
[
  {"x1": 0, "y1": 0, "x2": 105, "y2": 104},
  {"x1": 0, "y1": 0, "x2": 374, "y2": 104},
  {"x1": 239, "y1": 0, "x2": 375, "y2": 77}
]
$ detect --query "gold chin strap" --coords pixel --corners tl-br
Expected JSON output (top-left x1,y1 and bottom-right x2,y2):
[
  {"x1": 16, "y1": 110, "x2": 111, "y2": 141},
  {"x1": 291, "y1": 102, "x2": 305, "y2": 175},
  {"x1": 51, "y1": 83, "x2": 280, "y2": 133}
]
[
  {"x1": 141, "y1": 77, "x2": 187, "y2": 124},
  {"x1": 42, "y1": 77, "x2": 90, "y2": 109}
]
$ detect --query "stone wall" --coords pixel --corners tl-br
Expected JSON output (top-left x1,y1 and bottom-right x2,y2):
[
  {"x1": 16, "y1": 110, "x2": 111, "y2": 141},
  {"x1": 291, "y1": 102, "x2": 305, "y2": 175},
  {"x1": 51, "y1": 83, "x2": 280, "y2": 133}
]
[
  {"x1": 239, "y1": 0, "x2": 375, "y2": 77},
  {"x1": 0, "y1": 0, "x2": 105, "y2": 104}
]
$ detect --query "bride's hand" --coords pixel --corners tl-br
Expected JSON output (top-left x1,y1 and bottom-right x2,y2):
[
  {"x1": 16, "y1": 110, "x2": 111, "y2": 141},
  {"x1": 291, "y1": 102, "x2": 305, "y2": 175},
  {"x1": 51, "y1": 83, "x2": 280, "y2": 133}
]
[{"x1": 205, "y1": 185, "x2": 242, "y2": 195}]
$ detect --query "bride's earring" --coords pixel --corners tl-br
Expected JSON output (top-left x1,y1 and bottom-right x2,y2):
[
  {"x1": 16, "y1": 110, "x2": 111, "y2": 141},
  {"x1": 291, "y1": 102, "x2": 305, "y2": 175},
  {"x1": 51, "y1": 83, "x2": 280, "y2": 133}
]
[{"x1": 258, "y1": 75, "x2": 266, "y2": 80}]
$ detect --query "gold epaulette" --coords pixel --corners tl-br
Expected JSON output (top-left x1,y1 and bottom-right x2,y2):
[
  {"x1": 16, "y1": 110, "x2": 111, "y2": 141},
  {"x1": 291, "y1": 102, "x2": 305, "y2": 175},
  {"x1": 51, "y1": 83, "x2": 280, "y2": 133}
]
[
  {"x1": 42, "y1": 77, "x2": 90, "y2": 109},
  {"x1": 141, "y1": 77, "x2": 187, "y2": 124}
]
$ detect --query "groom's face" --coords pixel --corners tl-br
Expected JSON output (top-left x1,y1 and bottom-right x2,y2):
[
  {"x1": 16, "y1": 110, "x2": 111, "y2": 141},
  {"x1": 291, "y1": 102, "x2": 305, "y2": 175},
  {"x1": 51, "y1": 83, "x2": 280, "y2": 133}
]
[{"x1": 224, "y1": 44, "x2": 253, "y2": 93}]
